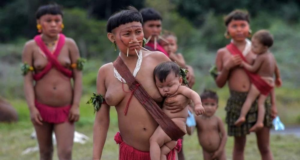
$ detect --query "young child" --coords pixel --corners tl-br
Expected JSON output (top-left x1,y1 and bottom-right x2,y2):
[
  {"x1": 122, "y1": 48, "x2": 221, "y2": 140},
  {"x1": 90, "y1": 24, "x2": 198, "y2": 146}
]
[
  {"x1": 195, "y1": 90, "x2": 227, "y2": 160},
  {"x1": 159, "y1": 31, "x2": 186, "y2": 68},
  {"x1": 150, "y1": 61, "x2": 205, "y2": 160},
  {"x1": 234, "y1": 30, "x2": 281, "y2": 132}
]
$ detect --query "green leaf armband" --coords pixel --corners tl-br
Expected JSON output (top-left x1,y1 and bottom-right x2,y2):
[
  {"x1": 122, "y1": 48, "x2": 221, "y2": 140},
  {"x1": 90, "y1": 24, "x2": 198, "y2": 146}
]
[
  {"x1": 209, "y1": 65, "x2": 219, "y2": 79},
  {"x1": 87, "y1": 93, "x2": 105, "y2": 113},
  {"x1": 21, "y1": 63, "x2": 34, "y2": 75},
  {"x1": 180, "y1": 68, "x2": 189, "y2": 85},
  {"x1": 71, "y1": 58, "x2": 86, "y2": 70}
]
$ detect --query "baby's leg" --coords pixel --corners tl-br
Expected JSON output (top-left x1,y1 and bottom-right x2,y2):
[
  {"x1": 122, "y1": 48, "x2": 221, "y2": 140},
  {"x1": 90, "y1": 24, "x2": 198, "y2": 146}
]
[
  {"x1": 235, "y1": 84, "x2": 260, "y2": 126},
  {"x1": 150, "y1": 126, "x2": 172, "y2": 160},
  {"x1": 250, "y1": 94, "x2": 267, "y2": 132},
  {"x1": 160, "y1": 141, "x2": 177, "y2": 160}
]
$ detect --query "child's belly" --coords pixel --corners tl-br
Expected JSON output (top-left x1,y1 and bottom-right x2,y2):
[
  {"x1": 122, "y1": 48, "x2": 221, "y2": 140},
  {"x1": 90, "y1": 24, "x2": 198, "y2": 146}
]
[{"x1": 198, "y1": 131, "x2": 221, "y2": 153}]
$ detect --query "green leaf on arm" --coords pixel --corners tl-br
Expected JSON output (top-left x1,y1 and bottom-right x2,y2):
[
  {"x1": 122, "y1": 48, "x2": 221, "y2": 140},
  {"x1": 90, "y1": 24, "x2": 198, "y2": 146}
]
[
  {"x1": 21, "y1": 63, "x2": 34, "y2": 75},
  {"x1": 87, "y1": 93, "x2": 105, "y2": 113},
  {"x1": 76, "y1": 58, "x2": 87, "y2": 70},
  {"x1": 209, "y1": 65, "x2": 218, "y2": 79}
]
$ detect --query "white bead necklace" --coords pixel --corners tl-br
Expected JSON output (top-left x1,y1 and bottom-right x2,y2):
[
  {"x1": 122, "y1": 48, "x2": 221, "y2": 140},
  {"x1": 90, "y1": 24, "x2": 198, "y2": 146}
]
[{"x1": 114, "y1": 50, "x2": 143, "y2": 83}]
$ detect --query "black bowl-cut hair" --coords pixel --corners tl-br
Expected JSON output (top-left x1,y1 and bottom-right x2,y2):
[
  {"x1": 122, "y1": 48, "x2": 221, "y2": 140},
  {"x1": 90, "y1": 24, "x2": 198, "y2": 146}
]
[
  {"x1": 140, "y1": 8, "x2": 162, "y2": 24},
  {"x1": 106, "y1": 6, "x2": 143, "y2": 33},
  {"x1": 36, "y1": 4, "x2": 63, "y2": 19},
  {"x1": 154, "y1": 61, "x2": 180, "y2": 83}
]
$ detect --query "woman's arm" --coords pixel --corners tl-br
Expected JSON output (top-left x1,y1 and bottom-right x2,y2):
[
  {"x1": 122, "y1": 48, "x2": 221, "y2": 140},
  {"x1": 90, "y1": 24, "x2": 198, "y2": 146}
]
[
  {"x1": 93, "y1": 66, "x2": 110, "y2": 159},
  {"x1": 215, "y1": 49, "x2": 241, "y2": 88},
  {"x1": 22, "y1": 41, "x2": 42, "y2": 125},
  {"x1": 68, "y1": 38, "x2": 82, "y2": 122}
]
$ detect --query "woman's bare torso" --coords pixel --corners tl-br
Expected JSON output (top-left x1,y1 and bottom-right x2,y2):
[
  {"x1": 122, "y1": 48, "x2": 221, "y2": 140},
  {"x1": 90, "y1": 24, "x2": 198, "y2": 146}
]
[
  {"x1": 29, "y1": 39, "x2": 73, "y2": 107},
  {"x1": 196, "y1": 116, "x2": 221, "y2": 153},
  {"x1": 103, "y1": 52, "x2": 164, "y2": 151}
]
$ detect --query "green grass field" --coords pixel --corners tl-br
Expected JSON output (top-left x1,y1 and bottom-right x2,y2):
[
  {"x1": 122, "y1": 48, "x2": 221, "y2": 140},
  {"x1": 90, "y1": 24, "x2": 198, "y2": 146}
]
[{"x1": 0, "y1": 88, "x2": 300, "y2": 160}]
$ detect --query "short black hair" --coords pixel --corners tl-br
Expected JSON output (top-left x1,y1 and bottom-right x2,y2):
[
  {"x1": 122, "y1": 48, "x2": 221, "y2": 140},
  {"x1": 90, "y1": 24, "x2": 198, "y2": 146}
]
[
  {"x1": 140, "y1": 8, "x2": 162, "y2": 24},
  {"x1": 200, "y1": 89, "x2": 218, "y2": 102},
  {"x1": 154, "y1": 61, "x2": 180, "y2": 83},
  {"x1": 36, "y1": 4, "x2": 63, "y2": 19},
  {"x1": 224, "y1": 10, "x2": 250, "y2": 26},
  {"x1": 106, "y1": 6, "x2": 143, "y2": 33},
  {"x1": 253, "y1": 30, "x2": 274, "y2": 47}
]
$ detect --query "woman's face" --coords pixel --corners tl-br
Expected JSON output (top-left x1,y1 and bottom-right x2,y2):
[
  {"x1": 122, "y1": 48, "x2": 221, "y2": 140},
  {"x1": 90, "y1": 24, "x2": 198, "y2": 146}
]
[
  {"x1": 227, "y1": 20, "x2": 250, "y2": 42},
  {"x1": 38, "y1": 14, "x2": 63, "y2": 37},
  {"x1": 113, "y1": 21, "x2": 144, "y2": 56}
]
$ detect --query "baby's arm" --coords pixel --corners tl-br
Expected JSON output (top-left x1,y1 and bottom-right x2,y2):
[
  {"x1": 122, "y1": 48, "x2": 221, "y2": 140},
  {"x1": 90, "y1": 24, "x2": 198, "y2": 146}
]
[
  {"x1": 212, "y1": 117, "x2": 228, "y2": 159},
  {"x1": 241, "y1": 56, "x2": 264, "y2": 73},
  {"x1": 275, "y1": 63, "x2": 282, "y2": 87},
  {"x1": 179, "y1": 86, "x2": 204, "y2": 115}
]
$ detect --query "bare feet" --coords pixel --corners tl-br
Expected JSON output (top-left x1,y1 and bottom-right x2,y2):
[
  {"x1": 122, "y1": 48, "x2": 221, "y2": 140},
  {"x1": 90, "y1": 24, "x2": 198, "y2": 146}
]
[
  {"x1": 234, "y1": 117, "x2": 245, "y2": 126},
  {"x1": 249, "y1": 123, "x2": 264, "y2": 132}
]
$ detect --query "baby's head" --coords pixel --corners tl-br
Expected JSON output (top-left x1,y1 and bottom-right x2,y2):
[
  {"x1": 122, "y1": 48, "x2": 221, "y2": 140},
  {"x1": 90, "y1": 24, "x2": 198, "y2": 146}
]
[
  {"x1": 200, "y1": 89, "x2": 218, "y2": 117},
  {"x1": 159, "y1": 31, "x2": 178, "y2": 54},
  {"x1": 251, "y1": 30, "x2": 273, "y2": 55},
  {"x1": 154, "y1": 62, "x2": 182, "y2": 97}
]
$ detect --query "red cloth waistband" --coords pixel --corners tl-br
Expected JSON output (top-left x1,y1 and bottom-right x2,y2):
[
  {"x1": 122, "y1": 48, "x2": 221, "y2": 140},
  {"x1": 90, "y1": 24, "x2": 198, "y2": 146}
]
[
  {"x1": 35, "y1": 100, "x2": 71, "y2": 124},
  {"x1": 114, "y1": 132, "x2": 182, "y2": 160}
]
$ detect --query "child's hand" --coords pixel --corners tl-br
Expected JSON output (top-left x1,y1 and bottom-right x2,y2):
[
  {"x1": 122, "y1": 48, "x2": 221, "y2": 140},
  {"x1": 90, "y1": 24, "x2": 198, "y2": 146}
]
[
  {"x1": 194, "y1": 104, "x2": 205, "y2": 115},
  {"x1": 211, "y1": 149, "x2": 222, "y2": 159},
  {"x1": 275, "y1": 78, "x2": 282, "y2": 87}
]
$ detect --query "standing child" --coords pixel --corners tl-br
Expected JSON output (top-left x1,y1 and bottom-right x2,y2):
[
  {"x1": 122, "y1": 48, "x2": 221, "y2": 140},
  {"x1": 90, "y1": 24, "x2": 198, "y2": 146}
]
[
  {"x1": 159, "y1": 31, "x2": 186, "y2": 68},
  {"x1": 234, "y1": 30, "x2": 281, "y2": 132},
  {"x1": 195, "y1": 90, "x2": 227, "y2": 160},
  {"x1": 150, "y1": 61, "x2": 205, "y2": 160}
]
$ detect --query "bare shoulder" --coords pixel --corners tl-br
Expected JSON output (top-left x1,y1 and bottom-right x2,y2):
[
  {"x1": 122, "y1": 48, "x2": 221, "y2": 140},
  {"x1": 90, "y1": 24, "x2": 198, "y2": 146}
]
[
  {"x1": 98, "y1": 62, "x2": 113, "y2": 75},
  {"x1": 22, "y1": 40, "x2": 35, "y2": 54},
  {"x1": 24, "y1": 39, "x2": 36, "y2": 48},
  {"x1": 143, "y1": 50, "x2": 170, "y2": 63},
  {"x1": 65, "y1": 37, "x2": 77, "y2": 46},
  {"x1": 178, "y1": 85, "x2": 192, "y2": 95},
  {"x1": 216, "y1": 47, "x2": 228, "y2": 57}
]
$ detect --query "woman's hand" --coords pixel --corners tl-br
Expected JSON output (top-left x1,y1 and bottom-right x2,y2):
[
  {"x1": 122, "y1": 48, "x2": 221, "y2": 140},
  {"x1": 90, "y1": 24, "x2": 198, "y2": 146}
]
[
  {"x1": 30, "y1": 107, "x2": 43, "y2": 125},
  {"x1": 224, "y1": 55, "x2": 242, "y2": 70},
  {"x1": 164, "y1": 95, "x2": 189, "y2": 113},
  {"x1": 69, "y1": 105, "x2": 80, "y2": 122}
]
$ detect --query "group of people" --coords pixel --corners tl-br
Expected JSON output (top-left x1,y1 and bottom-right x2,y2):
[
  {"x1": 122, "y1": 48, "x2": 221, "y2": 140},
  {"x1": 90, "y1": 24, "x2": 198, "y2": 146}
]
[{"x1": 22, "y1": 3, "x2": 280, "y2": 160}]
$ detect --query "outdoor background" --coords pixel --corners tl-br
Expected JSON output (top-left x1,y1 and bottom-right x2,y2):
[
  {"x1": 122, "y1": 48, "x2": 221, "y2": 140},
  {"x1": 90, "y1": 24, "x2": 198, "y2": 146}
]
[{"x1": 0, "y1": 0, "x2": 299, "y2": 160}]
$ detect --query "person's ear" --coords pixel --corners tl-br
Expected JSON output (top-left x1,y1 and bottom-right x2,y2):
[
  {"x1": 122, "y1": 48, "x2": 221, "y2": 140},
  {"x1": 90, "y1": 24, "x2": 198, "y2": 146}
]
[{"x1": 107, "y1": 33, "x2": 115, "y2": 43}]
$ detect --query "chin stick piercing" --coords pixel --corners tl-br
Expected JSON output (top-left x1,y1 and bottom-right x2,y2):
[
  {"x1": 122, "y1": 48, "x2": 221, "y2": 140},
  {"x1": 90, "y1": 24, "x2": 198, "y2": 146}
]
[
  {"x1": 146, "y1": 35, "x2": 152, "y2": 44},
  {"x1": 158, "y1": 35, "x2": 169, "y2": 44},
  {"x1": 154, "y1": 37, "x2": 158, "y2": 50},
  {"x1": 135, "y1": 49, "x2": 139, "y2": 56},
  {"x1": 142, "y1": 47, "x2": 150, "y2": 51}
]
